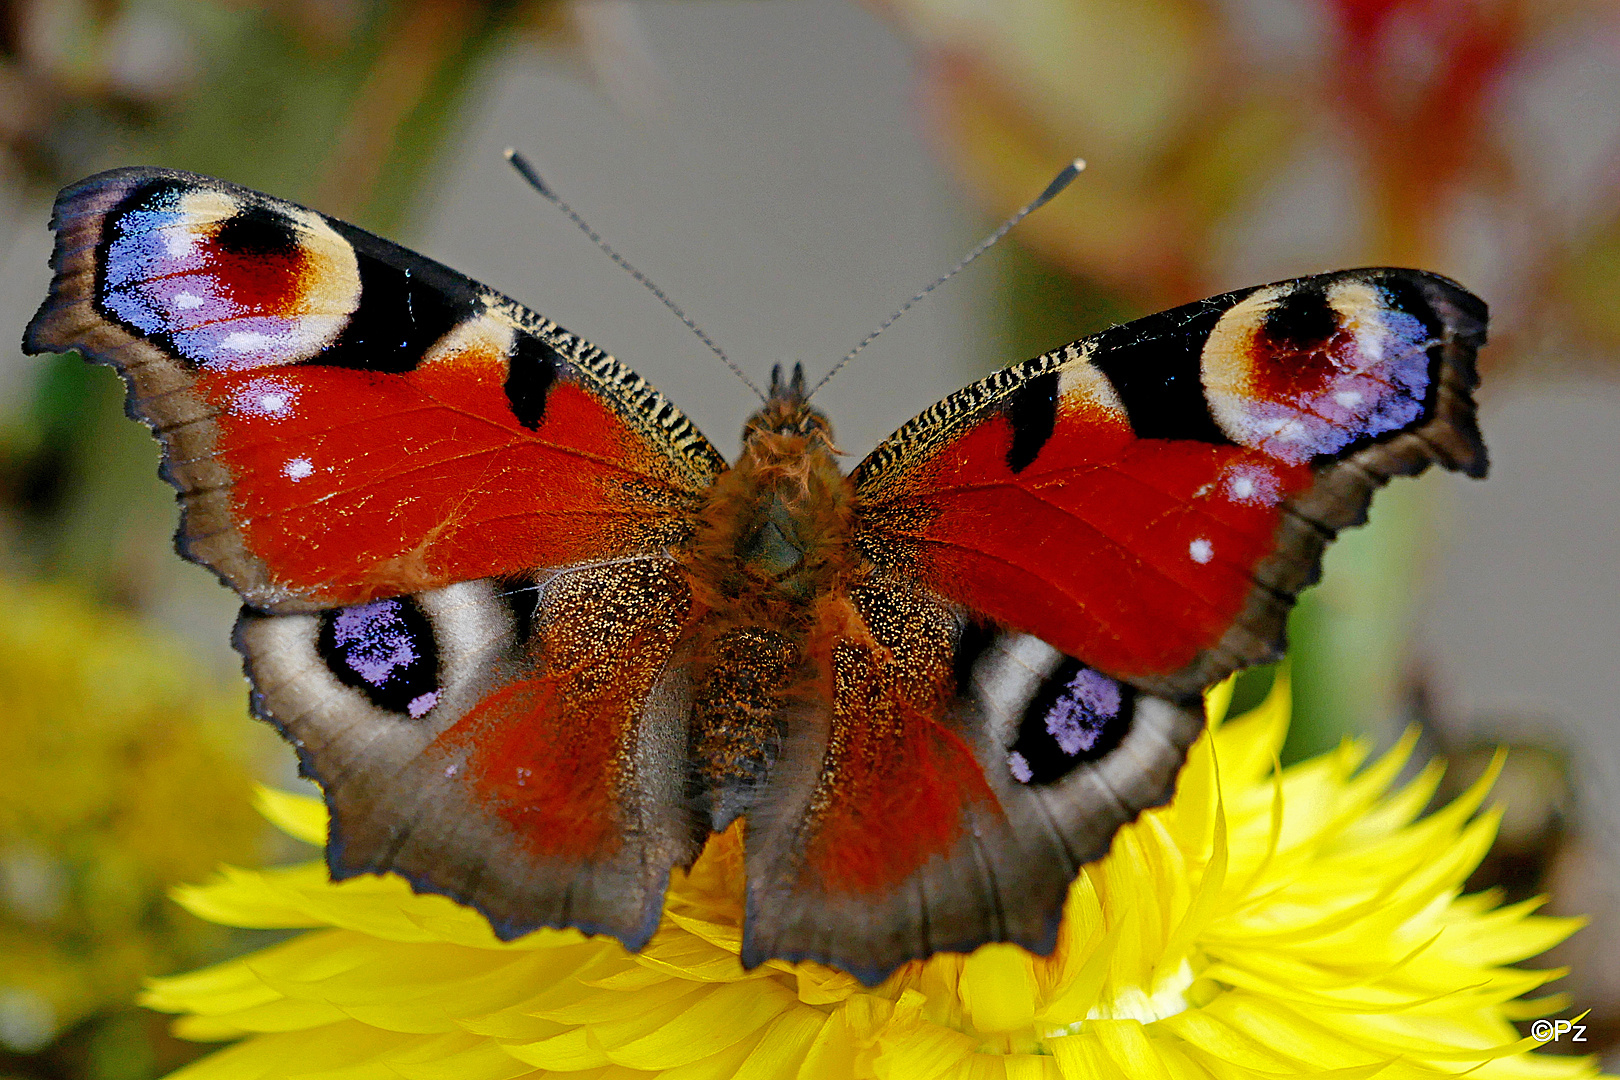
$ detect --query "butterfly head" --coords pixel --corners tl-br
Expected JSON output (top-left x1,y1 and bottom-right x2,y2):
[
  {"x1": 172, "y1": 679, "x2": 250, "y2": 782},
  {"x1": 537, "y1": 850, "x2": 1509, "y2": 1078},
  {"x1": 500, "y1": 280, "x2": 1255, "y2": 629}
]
[{"x1": 743, "y1": 362, "x2": 834, "y2": 446}]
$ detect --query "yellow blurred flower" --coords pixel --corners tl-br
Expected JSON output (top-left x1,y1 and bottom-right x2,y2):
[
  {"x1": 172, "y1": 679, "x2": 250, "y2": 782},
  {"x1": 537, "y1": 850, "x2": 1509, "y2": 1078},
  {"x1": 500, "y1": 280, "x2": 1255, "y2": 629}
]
[
  {"x1": 0, "y1": 577, "x2": 270, "y2": 1056},
  {"x1": 144, "y1": 678, "x2": 1600, "y2": 1080}
]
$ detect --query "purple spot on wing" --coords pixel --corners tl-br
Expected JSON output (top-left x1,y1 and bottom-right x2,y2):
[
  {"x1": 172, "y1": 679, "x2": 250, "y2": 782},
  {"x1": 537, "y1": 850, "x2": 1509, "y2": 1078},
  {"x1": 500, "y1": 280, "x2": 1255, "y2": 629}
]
[
  {"x1": 408, "y1": 691, "x2": 439, "y2": 718},
  {"x1": 1008, "y1": 750, "x2": 1033, "y2": 783},
  {"x1": 99, "y1": 196, "x2": 341, "y2": 369},
  {"x1": 1046, "y1": 668, "x2": 1122, "y2": 756},
  {"x1": 1222, "y1": 306, "x2": 1434, "y2": 464},
  {"x1": 105, "y1": 212, "x2": 208, "y2": 285},
  {"x1": 103, "y1": 208, "x2": 236, "y2": 336},
  {"x1": 331, "y1": 600, "x2": 418, "y2": 688},
  {"x1": 175, "y1": 319, "x2": 303, "y2": 369}
]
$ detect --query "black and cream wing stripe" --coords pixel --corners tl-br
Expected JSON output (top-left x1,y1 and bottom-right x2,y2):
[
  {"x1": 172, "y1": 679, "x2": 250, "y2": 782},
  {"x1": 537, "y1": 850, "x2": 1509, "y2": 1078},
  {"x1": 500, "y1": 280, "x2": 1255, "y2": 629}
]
[{"x1": 854, "y1": 267, "x2": 1484, "y2": 498}]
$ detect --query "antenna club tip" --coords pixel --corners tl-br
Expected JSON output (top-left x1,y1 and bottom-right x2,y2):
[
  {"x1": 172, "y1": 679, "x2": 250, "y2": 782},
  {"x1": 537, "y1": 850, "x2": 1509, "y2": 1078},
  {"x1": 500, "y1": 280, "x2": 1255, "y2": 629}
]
[
  {"x1": 1033, "y1": 157, "x2": 1088, "y2": 206},
  {"x1": 506, "y1": 150, "x2": 553, "y2": 197},
  {"x1": 503, "y1": 146, "x2": 519, "y2": 161}
]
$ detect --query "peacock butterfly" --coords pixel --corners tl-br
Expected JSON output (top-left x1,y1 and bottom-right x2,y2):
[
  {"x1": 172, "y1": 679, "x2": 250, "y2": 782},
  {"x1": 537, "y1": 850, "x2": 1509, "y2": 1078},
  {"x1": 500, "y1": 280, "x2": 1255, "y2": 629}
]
[{"x1": 23, "y1": 166, "x2": 1487, "y2": 986}]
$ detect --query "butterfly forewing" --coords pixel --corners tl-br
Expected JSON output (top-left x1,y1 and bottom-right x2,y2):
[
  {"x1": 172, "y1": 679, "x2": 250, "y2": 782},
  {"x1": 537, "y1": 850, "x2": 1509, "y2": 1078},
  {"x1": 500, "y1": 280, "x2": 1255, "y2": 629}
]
[
  {"x1": 25, "y1": 168, "x2": 724, "y2": 613},
  {"x1": 851, "y1": 268, "x2": 1486, "y2": 697}
]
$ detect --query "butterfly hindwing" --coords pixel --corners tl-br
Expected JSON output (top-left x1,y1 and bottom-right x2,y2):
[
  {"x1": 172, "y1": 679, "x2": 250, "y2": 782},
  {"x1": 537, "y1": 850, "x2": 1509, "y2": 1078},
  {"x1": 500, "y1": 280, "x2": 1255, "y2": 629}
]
[
  {"x1": 740, "y1": 572, "x2": 1204, "y2": 983},
  {"x1": 237, "y1": 559, "x2": 706, "y2": 946},
  {"x1": 24, "y1": 168, "x2": 725, "y2": 949},
  {"x1": 24, "y1": 168, "x2": 724, "y2": 613}
]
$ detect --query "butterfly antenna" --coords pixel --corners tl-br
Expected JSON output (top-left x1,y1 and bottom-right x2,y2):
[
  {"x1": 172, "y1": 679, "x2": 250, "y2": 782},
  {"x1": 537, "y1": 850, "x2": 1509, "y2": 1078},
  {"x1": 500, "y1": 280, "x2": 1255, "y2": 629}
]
[
  {"x1": 808, "y1": 158, "x2": 1086, "y2": 399},
  {"x1": 505, "y1": 148, "x2": 766, "y2": 402}
]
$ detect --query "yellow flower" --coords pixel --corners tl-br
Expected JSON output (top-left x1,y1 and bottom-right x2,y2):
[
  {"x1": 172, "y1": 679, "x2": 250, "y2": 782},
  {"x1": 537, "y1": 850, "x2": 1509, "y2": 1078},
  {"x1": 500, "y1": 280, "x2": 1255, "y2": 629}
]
[
  {"x1": 144, "y1": 678, "x2": 1601, "y2": 1080},
  {"x1": 0, "y1": 576, "x2": 271, "y2": 1055}
]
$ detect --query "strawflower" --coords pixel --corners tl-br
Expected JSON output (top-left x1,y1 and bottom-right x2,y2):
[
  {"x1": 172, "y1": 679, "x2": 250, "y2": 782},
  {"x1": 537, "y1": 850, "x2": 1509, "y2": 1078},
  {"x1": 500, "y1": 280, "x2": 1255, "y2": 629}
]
[{"x1": 144, "y1": 677, "x2": 1602, "y2": 1080}]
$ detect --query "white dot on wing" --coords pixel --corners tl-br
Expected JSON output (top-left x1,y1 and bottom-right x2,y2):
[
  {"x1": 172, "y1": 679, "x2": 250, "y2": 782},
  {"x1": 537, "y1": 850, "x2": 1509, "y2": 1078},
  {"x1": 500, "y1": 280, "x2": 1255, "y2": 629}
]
[
  {"x1": 221, "y1": 330, "x2": 273, "y2": 353},
  {"x1": 230, "y1": 378, "x2": 301, "y2": 420},
  {"x1": 1189, "y1": 538, "x2": 1214, "y2": 564},
  {"x1": 1224, "y1": 463, "x2": 1283, "y2": 506},
  {"x1": 283, "y1": 457, "x2": 313, "y2": 480}
]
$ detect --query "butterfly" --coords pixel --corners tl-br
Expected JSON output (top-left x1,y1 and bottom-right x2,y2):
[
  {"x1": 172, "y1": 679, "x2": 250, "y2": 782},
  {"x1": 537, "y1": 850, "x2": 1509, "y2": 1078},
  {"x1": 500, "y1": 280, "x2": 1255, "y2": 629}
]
[{"x1": 24, "y1": 166, "x2": 1487, "y2": 986}]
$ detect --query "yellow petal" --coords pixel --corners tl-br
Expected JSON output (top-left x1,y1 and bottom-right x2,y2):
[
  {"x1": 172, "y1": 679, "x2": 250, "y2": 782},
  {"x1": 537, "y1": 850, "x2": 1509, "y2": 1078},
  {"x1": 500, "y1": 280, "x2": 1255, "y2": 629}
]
[
  {"x1": 255, "y1": 786, "x2": 327, "y2": 847},
  {"x1": 730, "y1": 1007, "x2": 827, "y2": 1080},
  {"x1": 598, "y1": 979, "x2": 798, "y2": 1069},
  {"x1": 963, "y1": 944, "x2": 1040, "y2": 1033},
  {"x1": 1048, "y1": 1031, "x2": 1130, "y2": 1080},
  {"x1": 1091, "y1": 1019, "x2": 1174, "y2": 1080},
  {"x1": 503, "y1": 1025, "x2": 610, "y2": 1071}
]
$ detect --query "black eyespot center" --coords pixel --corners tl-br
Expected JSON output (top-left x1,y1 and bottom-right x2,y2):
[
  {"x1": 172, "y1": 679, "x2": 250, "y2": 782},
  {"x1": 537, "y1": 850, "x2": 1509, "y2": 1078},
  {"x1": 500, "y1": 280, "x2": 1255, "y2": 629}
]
[
  {"x1": 1007, "y1": 659, "x2": 1135, "y2": 785},
  {"x1": 1262, "y1": 287, "x2": 1338, "y2": 350},
  {"x1": 214, "y1": 204, "x2": 301, "y2": 257},
  {"x1": 317, "y1": 597, "x2": 440, "y2": 718}
]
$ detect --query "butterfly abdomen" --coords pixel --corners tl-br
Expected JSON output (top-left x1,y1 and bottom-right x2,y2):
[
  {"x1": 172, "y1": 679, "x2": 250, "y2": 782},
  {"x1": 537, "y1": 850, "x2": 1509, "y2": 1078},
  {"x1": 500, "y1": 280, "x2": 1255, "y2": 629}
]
[{"x1": 682, "y1": 394, "x2": 869, "y2": 829}]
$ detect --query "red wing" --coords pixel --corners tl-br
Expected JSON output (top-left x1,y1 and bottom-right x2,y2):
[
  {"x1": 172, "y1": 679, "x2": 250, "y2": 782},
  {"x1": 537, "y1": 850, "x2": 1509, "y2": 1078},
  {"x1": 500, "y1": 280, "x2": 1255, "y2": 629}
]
[
  {"x1": 852, "y1": 268, "x2": 1486, "y2": 697},
  {"x1": 236, "y1": 559, "x2": 708, "y2": 949},
  {"x1": 23, "y1": 168, "x2": 725, "y2": 613}
]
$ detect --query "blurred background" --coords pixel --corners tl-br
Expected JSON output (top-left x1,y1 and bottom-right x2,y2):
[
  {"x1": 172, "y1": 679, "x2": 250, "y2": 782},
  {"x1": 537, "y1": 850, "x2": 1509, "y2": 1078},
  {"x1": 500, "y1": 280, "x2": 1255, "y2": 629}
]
[{"x1": 1, "y1": 0, "x2": 1618, "y2": 1075}]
